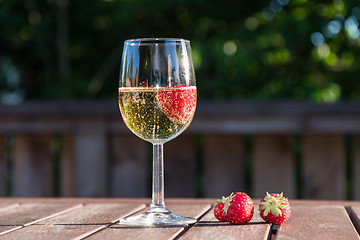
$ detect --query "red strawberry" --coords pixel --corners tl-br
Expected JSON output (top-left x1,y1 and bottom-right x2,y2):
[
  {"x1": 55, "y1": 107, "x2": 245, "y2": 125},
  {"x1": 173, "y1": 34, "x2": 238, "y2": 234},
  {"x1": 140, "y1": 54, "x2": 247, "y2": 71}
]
[
  {"x1": 157, "y1": 84, "x2": 196, "y2": 124},
  {"x1": 224, "y1": 192, "x2": 254, "y2": 224},
  {"x1": 259, "y1": 192, "x2": 291, "y2": 225},
  {"x1": 213, "y1": 196, "x2": 228, "y2": 222}
]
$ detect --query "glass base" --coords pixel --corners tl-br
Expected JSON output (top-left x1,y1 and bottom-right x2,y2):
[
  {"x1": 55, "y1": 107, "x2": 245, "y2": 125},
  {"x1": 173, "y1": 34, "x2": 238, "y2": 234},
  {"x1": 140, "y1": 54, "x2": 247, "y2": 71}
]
[{"x1": 119, "y1": 207, "x2": 197, "y2": 227}]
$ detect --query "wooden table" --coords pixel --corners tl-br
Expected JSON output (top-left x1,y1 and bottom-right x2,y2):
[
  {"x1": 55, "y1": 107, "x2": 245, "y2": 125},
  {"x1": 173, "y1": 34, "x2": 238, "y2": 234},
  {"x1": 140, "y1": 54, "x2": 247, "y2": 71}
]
[{"x1": 0, "y1": 198, "x2": 359, "y2": 239}]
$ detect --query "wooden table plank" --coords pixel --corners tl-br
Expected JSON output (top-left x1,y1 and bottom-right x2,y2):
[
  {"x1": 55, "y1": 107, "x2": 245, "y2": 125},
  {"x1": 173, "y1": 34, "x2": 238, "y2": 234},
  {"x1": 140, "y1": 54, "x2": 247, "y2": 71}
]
[
  {"x1": 350, "y1": 207, "x2": 360, "y2": 235},
  {"x1": 0, "y1": 199, "x2": 358, "y2": 239},
  {"x1": 86, "y1": 203, "x2": 211, "y2": 240},
  {"x1": 0, "y1": 203, "x2": 81, "y2": 235},
  {"x1": 180, "y1": 203, "x2": 270, "y2": 240},
  {"x1": 0, "y1": 203, "x2": 145, "y2": 240},
  {"x1": 277, "y1": 205, "x2": 359, "y2": 240},
  {"x1": 0, "y1": 203, "x2": 19, "y2": 210}
]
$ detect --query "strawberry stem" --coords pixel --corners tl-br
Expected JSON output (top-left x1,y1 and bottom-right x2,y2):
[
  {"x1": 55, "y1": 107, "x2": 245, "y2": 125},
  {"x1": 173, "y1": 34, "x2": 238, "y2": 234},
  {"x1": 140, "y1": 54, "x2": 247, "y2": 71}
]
[{"x1": 260, "y1": 192, "x2": 287, "y2": 217}]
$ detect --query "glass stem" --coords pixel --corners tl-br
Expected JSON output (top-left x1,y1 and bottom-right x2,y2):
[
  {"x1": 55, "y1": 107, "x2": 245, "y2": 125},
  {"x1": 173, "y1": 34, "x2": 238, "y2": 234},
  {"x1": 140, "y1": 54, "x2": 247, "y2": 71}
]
[{"x1": 151, "y1": 143, "x2": 166, "y2": 210}]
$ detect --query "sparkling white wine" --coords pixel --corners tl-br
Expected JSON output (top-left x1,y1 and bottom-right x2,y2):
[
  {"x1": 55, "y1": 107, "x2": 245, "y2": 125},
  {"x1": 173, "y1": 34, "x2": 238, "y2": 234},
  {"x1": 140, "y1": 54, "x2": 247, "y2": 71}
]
[{"x1": 119, "y1": 86, "x2": 196, "y2": 144}]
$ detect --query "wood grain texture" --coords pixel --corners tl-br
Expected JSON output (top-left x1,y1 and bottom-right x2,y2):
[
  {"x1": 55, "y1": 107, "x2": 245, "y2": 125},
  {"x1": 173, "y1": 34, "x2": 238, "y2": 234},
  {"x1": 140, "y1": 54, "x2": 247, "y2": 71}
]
[
  {"x1": 0, "y1": 199, "x2": 358, "y2": 239},
  {"x1": 13, "y1": 134, "x2": 54, "y2": 197},
  {"x1": 253, "y1": 135, "x2": 295, "y2": 198},
  {"x1": 180, "y1": 201, "x2": 270, "y2": 240},
  {"x1": 277, "y1": 205, "x2": 359, "y2": 240},
  {"x1": 0, "y1": 203, "x2": 19, "y2": 210},
  {"x1": 302, "y1": 134, "x2": 345, "y2": 200},
  {"x1": 204, "y1": 135, "x2": 245, "y2": 198},
  {"x1": 165, "y1": 135, "x2": 197, "y2": 198},
  {"x1": 0, "y1": 203, "x2": 145, "y2": 240},
  {"x1": 109, "y1": 134, "x2": 148, "y2": 197},
  {"x1": 86, "y1": 203, "x2": 211, "y2": 240},
  {"x1": 0, "y1": 203, "x2": 80, "y2": 235}
]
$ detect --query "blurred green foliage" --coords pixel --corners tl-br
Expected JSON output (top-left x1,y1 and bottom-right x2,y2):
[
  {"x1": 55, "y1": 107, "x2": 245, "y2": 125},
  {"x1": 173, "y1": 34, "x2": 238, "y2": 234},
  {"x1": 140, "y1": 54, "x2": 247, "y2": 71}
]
[{"x1": 0, "y1": 0, "x2": 359, "y2": 103}]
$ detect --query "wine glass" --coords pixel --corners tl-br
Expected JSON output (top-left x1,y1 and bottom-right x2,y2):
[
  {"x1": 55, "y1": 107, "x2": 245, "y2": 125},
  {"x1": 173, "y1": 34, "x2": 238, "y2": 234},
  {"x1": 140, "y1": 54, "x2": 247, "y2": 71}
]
[{"x1": 118, "y1": 38, "x2": 197, "y2": 226}]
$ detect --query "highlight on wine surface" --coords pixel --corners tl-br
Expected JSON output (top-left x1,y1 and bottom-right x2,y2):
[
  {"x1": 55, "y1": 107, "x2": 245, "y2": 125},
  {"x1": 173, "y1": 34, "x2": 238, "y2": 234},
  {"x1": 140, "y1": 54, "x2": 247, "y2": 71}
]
[{"x1": 117, "y1": 38, "x2": 198, "y2": 226}]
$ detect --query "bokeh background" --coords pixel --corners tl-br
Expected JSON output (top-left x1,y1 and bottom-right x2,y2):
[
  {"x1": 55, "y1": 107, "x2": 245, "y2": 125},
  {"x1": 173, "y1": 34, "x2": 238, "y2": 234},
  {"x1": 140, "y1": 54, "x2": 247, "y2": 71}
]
[
  {"x1": 1, "y1": 0, "x2": 360, "y2": 103},
  {"x1": 0, "y1": 0, "x2": 360, "y2": 200}
]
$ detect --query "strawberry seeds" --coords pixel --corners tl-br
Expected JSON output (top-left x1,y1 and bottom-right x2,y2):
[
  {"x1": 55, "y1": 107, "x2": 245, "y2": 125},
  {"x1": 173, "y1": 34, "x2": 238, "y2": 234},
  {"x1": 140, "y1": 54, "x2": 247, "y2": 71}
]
[{"x1": 157, "y1": 84, "x2": 197, "y2": 125}]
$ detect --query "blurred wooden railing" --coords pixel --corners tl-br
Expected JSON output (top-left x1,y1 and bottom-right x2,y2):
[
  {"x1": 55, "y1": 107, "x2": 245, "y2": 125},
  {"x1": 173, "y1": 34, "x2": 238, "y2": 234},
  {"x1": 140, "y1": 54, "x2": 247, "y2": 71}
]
[{"x1": 0, "y1": 100, "x2": 359, "y2": 200}]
